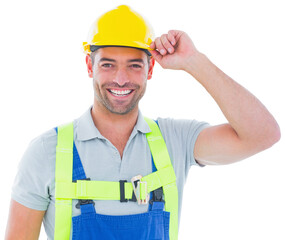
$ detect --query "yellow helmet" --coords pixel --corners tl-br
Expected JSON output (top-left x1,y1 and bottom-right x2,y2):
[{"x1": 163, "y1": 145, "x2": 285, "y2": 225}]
[{"x1": 83, "y1": 5, "x2": 154, "y2": 55}]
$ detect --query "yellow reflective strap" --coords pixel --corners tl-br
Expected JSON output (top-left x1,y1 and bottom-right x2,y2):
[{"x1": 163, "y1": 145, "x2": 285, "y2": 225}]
[
  {"x1": 55, "y1": 166, "x2": 176, "y2": 201},
  {"x1": 54, "y1": 122, "x2": 73, "y2": 240},
  {"x1": 54, "y1": 199, "x2": 72, "y2": 240},
  {"x1": 144, "y1": 118, "x2": 172, "y2": 169},
  {"x1": 142, "y1": 165, "x2": 176, "y2": 192},
  {"x1": 56, "y1": 181, "x2": 134, "y2": 200},
  {"x1": 144, "y1": 117, "x2": 179, "y2": 240}
]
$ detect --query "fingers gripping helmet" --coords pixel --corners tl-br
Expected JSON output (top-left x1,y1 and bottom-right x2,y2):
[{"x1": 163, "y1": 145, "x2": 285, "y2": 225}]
[{"x1": 83, "y1": 5, "x2": 154, "y2": 55}]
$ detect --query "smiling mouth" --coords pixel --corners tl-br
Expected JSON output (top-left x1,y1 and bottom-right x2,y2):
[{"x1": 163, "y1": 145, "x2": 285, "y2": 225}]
[{"x1": 108, "y1": 89, "x2": 134, "y2": 97}]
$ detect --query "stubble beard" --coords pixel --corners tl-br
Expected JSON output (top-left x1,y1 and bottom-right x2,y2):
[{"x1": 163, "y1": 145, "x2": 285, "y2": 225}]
[{"x1": 93, "y1": 81, "x2": 147, "y2": 115}]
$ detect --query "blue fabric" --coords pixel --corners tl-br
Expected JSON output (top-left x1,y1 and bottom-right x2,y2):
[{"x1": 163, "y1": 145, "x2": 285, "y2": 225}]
[
  {"x1": 72, "y1": 143, "x2": 86, "y2": 181},
  {"x1": 72, "y1": 202, "x2": 170, "y2": 240}
]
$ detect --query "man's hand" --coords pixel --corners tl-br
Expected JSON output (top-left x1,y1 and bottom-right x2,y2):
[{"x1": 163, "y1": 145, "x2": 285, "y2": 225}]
[{"x1": 150, "y1": 30, "x2": 198, "y2": 70}]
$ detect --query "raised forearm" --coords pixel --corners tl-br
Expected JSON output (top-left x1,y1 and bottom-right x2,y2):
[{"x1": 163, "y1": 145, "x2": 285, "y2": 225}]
[{"x1": 184, "y1": 52, "x2": 280, "y2": 148}]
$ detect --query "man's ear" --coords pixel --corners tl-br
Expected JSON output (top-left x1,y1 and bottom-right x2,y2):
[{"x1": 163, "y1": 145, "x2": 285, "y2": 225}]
[
  {"x1": 86, "y1": 54, "x2": 93, "y2": 78},
  {"x1": 147, "y1": 57, "x2": 155, "y2": 80}
]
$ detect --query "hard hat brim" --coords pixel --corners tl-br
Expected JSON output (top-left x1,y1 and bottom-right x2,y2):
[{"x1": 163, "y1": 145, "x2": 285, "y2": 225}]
[{"x1": 89, "y1": 45, "x2": 152, "y2": 56}]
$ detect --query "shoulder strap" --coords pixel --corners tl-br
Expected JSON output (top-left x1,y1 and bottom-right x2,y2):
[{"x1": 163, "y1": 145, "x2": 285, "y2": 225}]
[
  {"x1": 54, "y1": 122, "x2": 73, "y2": 240},
  {"x1": 144, "y1": 117, "x2": 179, "y2": 240}
]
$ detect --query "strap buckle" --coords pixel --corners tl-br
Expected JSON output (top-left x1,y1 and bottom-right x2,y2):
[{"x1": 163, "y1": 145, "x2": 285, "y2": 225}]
[
  {"x1": 75, "y1": 199, "x2": 95, "y2": 209},
  {"x1": 119, "y1": 180, "x2": 128, "y2": 203},
  {"x1": 74, "y1": 178, "x2": 95, "y2": 209},
  {"x1": 131, "y1": 175, "x2": 149, "y2": 205},
  {"x1": 149, "y1": 187, "x2": 165, "y2": 204}
]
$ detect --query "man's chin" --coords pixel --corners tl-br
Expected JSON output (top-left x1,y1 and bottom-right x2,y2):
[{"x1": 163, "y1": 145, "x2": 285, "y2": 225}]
[{"x1": 107, "y1": 106, "x2": 137, "y2": 115}]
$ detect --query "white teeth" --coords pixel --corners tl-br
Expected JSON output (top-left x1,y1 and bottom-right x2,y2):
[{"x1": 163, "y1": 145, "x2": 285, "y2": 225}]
[{"x1": 110, "y1": 89, "x2": 132, "y2": 96}]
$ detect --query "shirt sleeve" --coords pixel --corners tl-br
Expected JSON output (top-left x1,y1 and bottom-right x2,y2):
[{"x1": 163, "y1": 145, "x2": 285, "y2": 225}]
[
  {"x1": 157, "y1": 118, "x2": 210, "y2": 177},
  {"x1": 11, "y1": 133, "x2": 53, "y2": 211}
]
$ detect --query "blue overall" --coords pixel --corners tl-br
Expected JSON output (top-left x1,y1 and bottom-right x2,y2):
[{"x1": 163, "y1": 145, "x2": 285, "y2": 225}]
[{"x1": 56, "y1": 125, "x2": 171, "y2": 239}]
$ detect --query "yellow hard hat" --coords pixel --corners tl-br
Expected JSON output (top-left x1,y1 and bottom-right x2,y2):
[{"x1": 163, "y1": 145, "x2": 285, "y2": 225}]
[{"x1": 83, "y1": 5, "x2": 154, "y2": 55}]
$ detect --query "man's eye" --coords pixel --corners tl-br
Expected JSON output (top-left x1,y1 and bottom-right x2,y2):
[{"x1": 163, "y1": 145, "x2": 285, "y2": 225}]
[
  {"x1": 102, "y1": 63, "x2": 113, "y2": 68},
  {"x1": 131, "y1": 64, "x2": 142, "y2": 68}
]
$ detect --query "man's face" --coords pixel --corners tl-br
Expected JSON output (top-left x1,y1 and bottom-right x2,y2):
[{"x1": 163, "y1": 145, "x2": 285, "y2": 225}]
[{"x1": 89, "y1": 47, "x2": 154, "y2": 115}]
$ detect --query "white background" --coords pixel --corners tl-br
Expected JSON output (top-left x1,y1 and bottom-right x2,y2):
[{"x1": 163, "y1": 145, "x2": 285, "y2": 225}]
[{"x1": 1, "y1": 0, "x2": 284, "y2": 239}]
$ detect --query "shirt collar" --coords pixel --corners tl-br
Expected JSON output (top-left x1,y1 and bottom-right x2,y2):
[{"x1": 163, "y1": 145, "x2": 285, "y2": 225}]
[
  {"x1": 76, "y1": 106, "x2": 151, "y2": 141},
  {"x1": 135, "y1": 110, "x2": 151, "y2": 134}
]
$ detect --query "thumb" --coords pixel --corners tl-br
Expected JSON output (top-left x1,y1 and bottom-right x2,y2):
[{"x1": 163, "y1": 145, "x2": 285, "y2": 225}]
[
  {"x1": 149, "y1": 42, "x2": 163, "y2": 62},
  {"x1": 149, "y1": 49, "x2": 163, "y2": 62}
]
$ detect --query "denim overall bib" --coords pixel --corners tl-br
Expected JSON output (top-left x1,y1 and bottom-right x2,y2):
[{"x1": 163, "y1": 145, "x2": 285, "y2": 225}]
[{"x1": 55, "y1": 120, "x2": 173, "y2": 239}]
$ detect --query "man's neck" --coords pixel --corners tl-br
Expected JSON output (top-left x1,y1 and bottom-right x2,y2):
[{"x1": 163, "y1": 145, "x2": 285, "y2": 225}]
[{"x1": 91, "y1": 104, "x2": 139, "y2": 141}]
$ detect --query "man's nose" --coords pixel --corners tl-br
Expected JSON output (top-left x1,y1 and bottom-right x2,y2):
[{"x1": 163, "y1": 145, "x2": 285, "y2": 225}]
[{"x1": 113, "y1": 68, "x2": 129, "y2": 86}]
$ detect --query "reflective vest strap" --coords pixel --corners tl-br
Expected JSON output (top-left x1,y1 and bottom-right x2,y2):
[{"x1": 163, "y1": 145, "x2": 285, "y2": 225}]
[
  {"x1": 55, "y1": 123, "x2": 73, "y2": 182},
  {"x1": 55, "y1": 165, "x2": 176, "y2": 200},
  {"x1": 55, "y1": 181, "x2": 133, "y2": 200},
  {"x1": 163, "y1": 182, "x2": 179, "y2": 240},
  {"x1": 54, "y1": 199, "x2": 72, "y2": 240},
  {"x1": 144, "y1": 117, "x2": 179, "y2": 240},
  {"x1": 142, "y1": 165, "x2": 176, "y2": 192},
  {"x1": 54, "y1": 123, "x2": 73, "y2": 240}
]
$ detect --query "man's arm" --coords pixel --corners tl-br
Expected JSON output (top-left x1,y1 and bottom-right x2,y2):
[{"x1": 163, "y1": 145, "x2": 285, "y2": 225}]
[
  {"x1": 5, "y1": 199, "x2": 45, "y2": 240},
  {"x1": 150, "y1": 30, "x2": 280, "y2": 165},
  {"x1": 189, "y1": 53, "x2": 280, "y2": 165}
]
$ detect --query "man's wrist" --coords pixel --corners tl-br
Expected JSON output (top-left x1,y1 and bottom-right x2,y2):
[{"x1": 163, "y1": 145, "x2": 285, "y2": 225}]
[{"x1": 182, "y1": 51, "x2": 209, "y2": 76}]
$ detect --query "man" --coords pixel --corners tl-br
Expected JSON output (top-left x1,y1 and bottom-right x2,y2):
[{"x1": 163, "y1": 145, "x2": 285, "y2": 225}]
[{"x1": 5, "y1": 5, "x2": 280, "y2": 240}]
